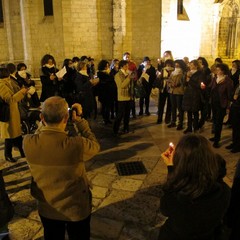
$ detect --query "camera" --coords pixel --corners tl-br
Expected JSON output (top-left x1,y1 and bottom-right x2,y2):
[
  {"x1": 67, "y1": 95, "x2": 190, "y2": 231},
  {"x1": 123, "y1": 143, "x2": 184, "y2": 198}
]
[{"x1": 68, "y1": 107, "x2": 77, "y2": 120}]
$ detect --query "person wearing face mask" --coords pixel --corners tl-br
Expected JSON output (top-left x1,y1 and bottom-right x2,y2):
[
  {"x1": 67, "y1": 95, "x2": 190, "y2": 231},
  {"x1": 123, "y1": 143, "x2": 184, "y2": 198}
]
[
  {"x1": 182, "y1": 60, "x2": 204, "y2": 134},
  {"x1": 40, "y1": 54, "x2": 61, "y2": 102},
  {"x1": 97, "y1": 60, "x2": 117, "y2": 125},
  {"x1": 61, "y1": 59, "x2": 77, "y2": 107},
  {"x1": 154, "y1": 59, "x2": 174, "y2": 124},
  {"x1": 0, "y1": 67, "x2": 29, "y2": 162},
  {"x1": 12, "y1": 63, "x2": 41, "y2": 124},
  {"x1": 113, "y1": 60, "x2": 133, "y2": 136},
  {"x1": 167, "y1": 60, "x2": 187, "y2": 130},
  {"x1": 209, "y1": 63, "x2": 233, "y2": 148},
  {"x1": 73, "y1": 61, "x2": 96, "y2": 119},
  {"x1": 137, "y1": 56, "x2": 156, "y2": 116}
]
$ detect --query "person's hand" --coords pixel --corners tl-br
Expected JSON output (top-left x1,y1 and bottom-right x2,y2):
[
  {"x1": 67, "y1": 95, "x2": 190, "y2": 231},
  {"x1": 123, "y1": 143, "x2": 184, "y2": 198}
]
[
  {"x1": 161, "y1": 144, "x2": 175, "y2": 166},
  {"x1": 71, "y1": 103, "x2": 83, "y2": 119},
  {"x1": 200, "y1": 82, "x2": 206, "y2": 90},
  {"x1": 20, "y1": 87, "x2": 28, "y2": 95},
  {"x1": 50, "y1": 74, "x2": 55, "y2": 80}
]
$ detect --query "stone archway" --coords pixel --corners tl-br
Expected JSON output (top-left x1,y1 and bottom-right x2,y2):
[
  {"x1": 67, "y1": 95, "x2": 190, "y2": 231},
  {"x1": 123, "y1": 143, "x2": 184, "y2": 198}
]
[{"x1": 218, "y1": 0, "x2": 239, "y2": 58}]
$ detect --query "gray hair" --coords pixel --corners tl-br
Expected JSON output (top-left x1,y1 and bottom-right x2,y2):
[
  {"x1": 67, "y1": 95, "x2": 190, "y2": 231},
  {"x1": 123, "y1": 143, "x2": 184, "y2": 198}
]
[{"x1": 41, "y1": 96, "x2": 68, "y2": 124}]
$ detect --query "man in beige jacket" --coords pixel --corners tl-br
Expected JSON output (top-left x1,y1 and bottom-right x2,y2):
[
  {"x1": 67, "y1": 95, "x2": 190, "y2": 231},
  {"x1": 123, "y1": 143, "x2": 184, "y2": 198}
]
[{"x1": 23, "y1": 96, "x2": 100, "y2": 240}]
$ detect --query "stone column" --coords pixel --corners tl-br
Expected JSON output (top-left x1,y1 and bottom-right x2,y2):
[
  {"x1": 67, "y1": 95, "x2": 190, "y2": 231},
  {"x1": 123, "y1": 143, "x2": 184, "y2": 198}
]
[
  {"x1": 113, "y1": 0, "x2": 126, "y2": 58},
  {"x1": 3, "y1": 0, "x2": 14, "y2": 61},
  {"x1": 20, "y1": 0, "x2": 32, "y2": 68}
]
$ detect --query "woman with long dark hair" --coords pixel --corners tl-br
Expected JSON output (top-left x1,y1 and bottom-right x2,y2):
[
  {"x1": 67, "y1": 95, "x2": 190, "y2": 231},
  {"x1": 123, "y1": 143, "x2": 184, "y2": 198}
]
[
  {"x1": 159, "y1": 134, "x2": 231, "y2": 240},
  {"x1": 40, "y1": 54, "x2": 61, "y2": 102}
]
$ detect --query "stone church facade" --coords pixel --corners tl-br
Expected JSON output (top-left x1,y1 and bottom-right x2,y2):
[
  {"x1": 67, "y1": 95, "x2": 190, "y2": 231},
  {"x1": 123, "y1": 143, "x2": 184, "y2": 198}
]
[{"x1": 0, "y1": 0, "x2": 239, "y2": 76}]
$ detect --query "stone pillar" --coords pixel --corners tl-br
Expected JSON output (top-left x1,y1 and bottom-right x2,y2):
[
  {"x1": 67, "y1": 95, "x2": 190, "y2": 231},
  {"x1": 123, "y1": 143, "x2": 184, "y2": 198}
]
[
  {"x1": 3, "y1": 0, "x2": 14, "y2": 61},
  {"x1": 20, "y1": 0, "x2": 32, "y2": 68},
  {"x1": 113, "y1": 0, "x2": 126, "y2": 58}
]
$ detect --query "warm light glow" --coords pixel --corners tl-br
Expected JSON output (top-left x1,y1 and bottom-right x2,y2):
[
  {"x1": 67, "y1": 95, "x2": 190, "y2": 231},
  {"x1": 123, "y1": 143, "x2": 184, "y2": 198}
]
[{"x1": 161, "y1": 1, "x2": 202, "y2": 60}]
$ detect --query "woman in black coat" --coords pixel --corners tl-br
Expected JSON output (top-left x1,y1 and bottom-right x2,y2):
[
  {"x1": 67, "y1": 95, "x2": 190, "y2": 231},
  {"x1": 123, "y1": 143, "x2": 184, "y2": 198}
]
[
  {"x1": 40, "y1": 54, "x2": 61, "y2": 102},
  {"x1": 159, "y1": 134, "x2": 231, "y2": 240},
  {"x1": 182, "y1": 60, "x2": 204, "y2": 133},
  {"x1": 209, "y1": 63, "x2": 233, "y2": 148},
  {"x1": 61, "y1": 59, "x2": 77, "y2": 107},
  {"x1": 73, "y1": 61, "x2": 96, "y2": 119},
  {"x1": 97, "y1": 60, "x2": 117, "y2": 124}
]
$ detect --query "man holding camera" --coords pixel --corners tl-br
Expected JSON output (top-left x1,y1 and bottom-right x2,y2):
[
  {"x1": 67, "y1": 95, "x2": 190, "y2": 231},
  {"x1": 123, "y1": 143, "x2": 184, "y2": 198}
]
[{"x1": 23, "y1": 96, "x2": 100, "y2": 240}]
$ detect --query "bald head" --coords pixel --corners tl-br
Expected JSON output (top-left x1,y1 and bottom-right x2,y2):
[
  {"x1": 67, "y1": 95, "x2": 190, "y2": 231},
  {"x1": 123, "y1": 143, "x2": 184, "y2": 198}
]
[{"x1": 41, "y1": 97, "x2": 68, "y2": 124}]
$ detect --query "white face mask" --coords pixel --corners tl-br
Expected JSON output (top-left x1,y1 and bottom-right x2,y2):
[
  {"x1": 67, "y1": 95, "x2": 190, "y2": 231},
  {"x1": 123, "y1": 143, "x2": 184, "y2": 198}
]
[
  {"x1": 45, "y1": 64, "x2": 55, "y2": 69},
  {"x1": 18, "y1": 70, "x2": 27, "y2": 79}
]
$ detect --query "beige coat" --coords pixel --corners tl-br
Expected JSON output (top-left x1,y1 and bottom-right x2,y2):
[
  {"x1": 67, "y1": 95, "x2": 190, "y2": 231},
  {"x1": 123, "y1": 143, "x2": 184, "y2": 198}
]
[
  {"x1": 168, "y1": 73, "x2": 185, "y2": 95},
  {"x1": 23, "y1": 118, "x2": 100, "y2": 221},
  {"x1": 0, "y1": 78, "x2": 25, "y2": 139},
  {"x1": 115, "y1": 70, "x2": 132, "y2": 101}
]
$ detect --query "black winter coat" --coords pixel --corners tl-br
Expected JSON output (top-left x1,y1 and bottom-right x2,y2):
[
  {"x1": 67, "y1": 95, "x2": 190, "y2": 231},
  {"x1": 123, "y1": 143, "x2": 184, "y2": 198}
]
[
  {"x1": 40, "y1": 66, "x2": 60, "y2": 102},
  {"x1": 97, "y1": 71, "x2": 117, "y2": 104},
  {"x1": 182, "y1": 71, "x2": 203, "y2": 112},
  {"x1": 159, "y1": 182, "x2": 231, "y2": 240}
]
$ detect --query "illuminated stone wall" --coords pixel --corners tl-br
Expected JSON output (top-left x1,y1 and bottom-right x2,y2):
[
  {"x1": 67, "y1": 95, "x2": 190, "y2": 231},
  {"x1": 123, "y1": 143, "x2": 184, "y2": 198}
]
[{"x1": 0, "y1": 0, "x2": 239, "y2": 76}]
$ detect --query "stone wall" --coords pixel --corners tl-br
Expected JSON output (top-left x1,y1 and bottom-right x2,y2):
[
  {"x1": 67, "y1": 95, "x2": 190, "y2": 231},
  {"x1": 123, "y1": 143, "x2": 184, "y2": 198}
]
[{"x1": 0, "y1": 0, "x2": 240, "y2": 76}]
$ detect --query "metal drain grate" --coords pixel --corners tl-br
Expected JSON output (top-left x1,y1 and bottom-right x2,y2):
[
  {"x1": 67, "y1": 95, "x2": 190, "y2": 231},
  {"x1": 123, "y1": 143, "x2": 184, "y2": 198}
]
[{"x1": 115, "y1": 161, "x2": 147, "y2": 176}]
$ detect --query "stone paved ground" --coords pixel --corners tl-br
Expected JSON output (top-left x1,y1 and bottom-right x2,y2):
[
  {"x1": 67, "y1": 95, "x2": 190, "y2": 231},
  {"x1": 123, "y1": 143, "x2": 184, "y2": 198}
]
[{"x1": 0, "y1": 103, "x2": 239, "y2": 240}]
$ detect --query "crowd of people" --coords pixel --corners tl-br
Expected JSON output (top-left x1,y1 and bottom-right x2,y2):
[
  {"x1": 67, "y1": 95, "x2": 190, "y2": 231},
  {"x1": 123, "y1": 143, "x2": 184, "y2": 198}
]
[{"x1": 0, "y1": 51, "x2": 240, "y2": 239}]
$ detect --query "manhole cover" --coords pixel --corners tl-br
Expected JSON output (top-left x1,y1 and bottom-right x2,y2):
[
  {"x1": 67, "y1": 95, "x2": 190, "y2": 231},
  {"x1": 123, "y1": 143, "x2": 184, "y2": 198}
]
[{"x1": 115, "y1": 161, "x2": 147, "y2": 176}]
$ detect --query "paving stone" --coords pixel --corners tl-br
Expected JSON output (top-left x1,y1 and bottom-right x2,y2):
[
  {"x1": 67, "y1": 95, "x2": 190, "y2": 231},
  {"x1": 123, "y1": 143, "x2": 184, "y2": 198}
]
[
  {"x1": 112, "y1": 178, "x2": 143, "y2": 191},
  {"x1": 8, "y1": 218, "x2": 42, "y2": 240},
  {"x1": 96, "y1": 190, "x2": 160, "y2": 225},
  {"x1": 119, "y1": 223, "x2": 153, "y2": 240},
  {"x1": 92, "y1": 185, "x2": 109, "y2": 199},
  {"x1": 91, "y1": 173, "x2": 117, "y2": 188},
  {"x1": 91, "y1": 215, "x2": 124, "y2": 239}
]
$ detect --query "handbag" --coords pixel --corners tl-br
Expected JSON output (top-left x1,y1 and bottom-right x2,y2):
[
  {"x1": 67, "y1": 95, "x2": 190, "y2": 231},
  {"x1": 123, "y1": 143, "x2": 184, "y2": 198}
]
[
  {"x1": 134, "y1": 81, "x2": 146, "y2": 98},
  {"x1": 0, "y1": 98, "x2": 10, "y2": 122}
]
